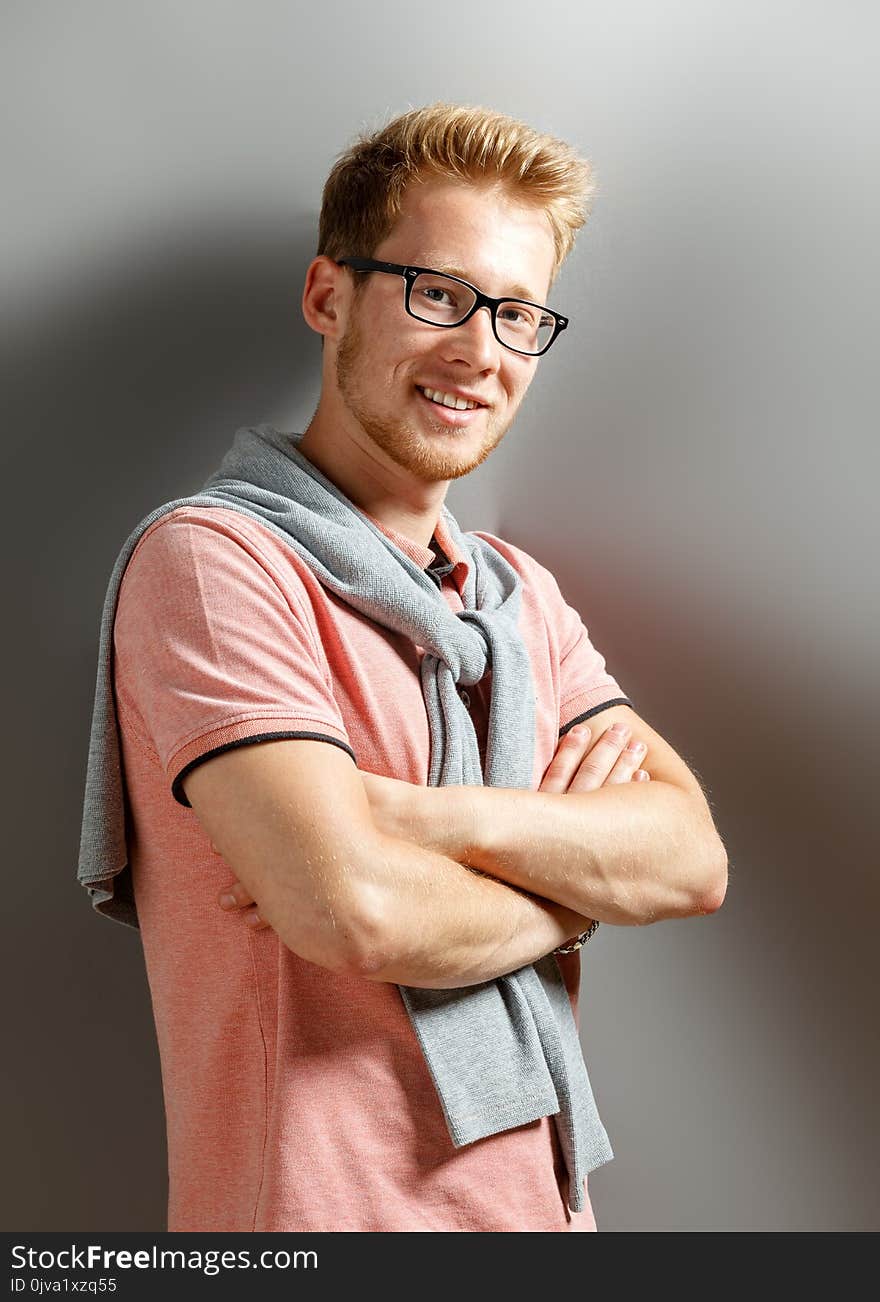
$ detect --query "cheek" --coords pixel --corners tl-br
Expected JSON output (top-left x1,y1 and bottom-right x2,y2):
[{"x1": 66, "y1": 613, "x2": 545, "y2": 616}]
[
  {"x1": 393, "y1": 338, "x2": 443, "y2": 384},
  {"x1": 506, "y1": 370, "x2": 533, "y2": 406}
]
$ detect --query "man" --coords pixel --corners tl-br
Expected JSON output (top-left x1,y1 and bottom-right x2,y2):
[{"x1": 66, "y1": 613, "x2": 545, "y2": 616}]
[{"x1": 103, "y1": 103, "x2": 727, "y2": 1232}]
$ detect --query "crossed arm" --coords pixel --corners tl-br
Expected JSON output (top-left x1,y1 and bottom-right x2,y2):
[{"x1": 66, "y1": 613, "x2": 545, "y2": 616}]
[
  {"x1": 217, "y1": 703, "x2": 727, "y2": 937},
  {"x1": 359, "y1": 705, "x2": 726, "y2": 925}
]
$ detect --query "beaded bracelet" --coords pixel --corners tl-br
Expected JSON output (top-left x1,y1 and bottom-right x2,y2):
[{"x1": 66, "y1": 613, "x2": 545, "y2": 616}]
[{"x1": 553, "y1": 919, "x2": 600, "y2": 954}]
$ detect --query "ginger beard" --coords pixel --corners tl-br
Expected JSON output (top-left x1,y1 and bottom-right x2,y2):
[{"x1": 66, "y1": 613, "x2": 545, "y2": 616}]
[{"x1": 333, "y1": 294, "x2": 512, "y2": 483}]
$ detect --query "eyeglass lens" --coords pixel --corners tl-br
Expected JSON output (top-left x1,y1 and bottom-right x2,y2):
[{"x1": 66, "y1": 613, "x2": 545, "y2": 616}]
[{"x1": 409, "y1": 272, "x2": 555, "y2": 354}]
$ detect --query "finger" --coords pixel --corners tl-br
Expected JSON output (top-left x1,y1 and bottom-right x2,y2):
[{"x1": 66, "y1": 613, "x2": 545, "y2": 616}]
[
  {"x1": 539, "y1": 725, "x2": 592, "y2": 793},
  {"x1": 566, "y1": 722, "x2": 634, "y2": 792},
  {"x1": 604, "y1": 737, "x2": 648, "y2": 785},
  {"x1": 244, "y1": 906, "x2": 271, "y2": 930},
  {"x1": 218, "y1": 880, "x2": 256, "y2": 910},
  {"x1": 634, "y1": 768, "x2": 651, "y2": 782}
]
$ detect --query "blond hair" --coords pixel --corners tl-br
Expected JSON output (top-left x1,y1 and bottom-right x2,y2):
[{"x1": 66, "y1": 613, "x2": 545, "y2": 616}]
[{"x1": 317, "y1": 102, "x2": 597, "y2": 294}]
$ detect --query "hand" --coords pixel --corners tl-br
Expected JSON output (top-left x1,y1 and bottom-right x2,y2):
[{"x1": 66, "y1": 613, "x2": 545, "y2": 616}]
[
  {"x1": 542, "y1": 719, "x2": 650, "y2": 945},
  {"x1": 214, "y1": 846, "x2": 271, "y2": 932},
  {"x1": 540, "y1": 719, "x2": 651, "y2": 794}
]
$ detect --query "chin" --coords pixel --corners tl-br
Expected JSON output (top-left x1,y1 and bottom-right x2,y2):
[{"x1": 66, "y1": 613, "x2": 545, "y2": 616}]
[
  {"x1": 398, "y1": 432, "x2": 500, "y2": 482},
  {"x1": 359, "y1": 415, "x2": 486, "y2": 478}
]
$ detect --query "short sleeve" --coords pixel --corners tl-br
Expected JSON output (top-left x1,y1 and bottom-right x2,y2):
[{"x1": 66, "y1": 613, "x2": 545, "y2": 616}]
[
  {"x1": 469, "y1": 529, "x2": 632, "y2": 738},
  {"x1": 550, "y1": 571, "x2": 632, "y2": 734},
  {"x1": 556, "y1": 605, "x2": 632, "y2": 737},
  {"x1": 113, "y1": 510, "x2": 356, "y2": 807}
]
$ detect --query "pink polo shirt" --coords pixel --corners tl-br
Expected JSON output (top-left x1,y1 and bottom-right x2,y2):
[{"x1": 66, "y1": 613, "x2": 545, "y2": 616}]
[{"x1": 112, "y1": 496, "x2": 630, "y2": 1232}]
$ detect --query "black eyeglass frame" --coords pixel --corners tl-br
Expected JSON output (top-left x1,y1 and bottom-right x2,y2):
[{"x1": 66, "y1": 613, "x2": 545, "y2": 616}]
[{"x1": 335, "y1": 256, "x2": 569, "y2": 357}]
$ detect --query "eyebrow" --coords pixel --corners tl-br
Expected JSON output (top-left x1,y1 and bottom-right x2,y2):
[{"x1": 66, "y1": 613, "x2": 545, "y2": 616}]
[{"x1": 420, "y1": 258, "x2": 543, "y2": 304}]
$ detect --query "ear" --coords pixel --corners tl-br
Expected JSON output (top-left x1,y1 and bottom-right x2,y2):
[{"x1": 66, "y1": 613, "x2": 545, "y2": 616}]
[{"x1": 301, "y1": 256, "x2": 349, "y2": 343}]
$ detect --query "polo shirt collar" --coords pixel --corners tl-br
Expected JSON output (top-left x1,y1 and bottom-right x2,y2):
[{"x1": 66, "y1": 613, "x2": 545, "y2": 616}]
[{"x1": 361, "y1": 508, "x2": 470, "y2": 592}]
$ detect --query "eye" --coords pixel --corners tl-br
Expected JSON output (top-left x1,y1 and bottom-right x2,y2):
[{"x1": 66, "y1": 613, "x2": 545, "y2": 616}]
[
  {"x1": 499, "y1": 304, "x2": 540, "y2": 329},
  {"x1": 421, "y1": 285, "x2": 457, "y2": 306}
]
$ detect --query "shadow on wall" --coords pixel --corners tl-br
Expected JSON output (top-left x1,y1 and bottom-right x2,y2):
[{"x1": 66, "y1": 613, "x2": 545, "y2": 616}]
[
  {"x1": 3, "y1": 213, "x2": 321, "y2": 1231},
  {"x1": 509, "y1": 519, "x2": 880, "y2": 1229}
]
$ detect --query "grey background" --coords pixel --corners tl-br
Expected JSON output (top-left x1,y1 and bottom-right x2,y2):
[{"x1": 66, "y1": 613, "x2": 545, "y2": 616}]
[{"x1": 3, "y1": 1, "x2": 878, "y2": 1232}]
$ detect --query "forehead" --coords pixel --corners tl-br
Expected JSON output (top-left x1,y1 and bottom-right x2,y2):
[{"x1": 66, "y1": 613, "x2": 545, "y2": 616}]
[{"x1": 376, "y1": 179, "x2": 557, "y2": 303}]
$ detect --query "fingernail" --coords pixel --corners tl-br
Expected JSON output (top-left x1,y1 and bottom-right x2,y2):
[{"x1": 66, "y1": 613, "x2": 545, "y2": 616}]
[
  {"x1": 245, "y1": 911, "x2": 262, "y2": 927},
  {"x1": 626, "y1": 740, "x2": 646, "y2": 755},
  {"x1": 610, "y1": 723, "x2": 630, "y2": 738},
  {"x1": 219, "y1": 893, "x2": 236, "y2": 908}
]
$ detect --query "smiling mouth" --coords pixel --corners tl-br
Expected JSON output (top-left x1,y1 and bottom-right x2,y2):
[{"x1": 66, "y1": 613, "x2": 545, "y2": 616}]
[{"x1": 416, "y1": 385, "x2": 487, "y2": 412}]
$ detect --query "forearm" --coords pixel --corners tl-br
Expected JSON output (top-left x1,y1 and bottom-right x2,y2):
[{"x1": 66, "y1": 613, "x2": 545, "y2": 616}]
[
  {"x1": 398, "y1": 781, "x2": 727, "y2": 926},
  {"x1": 351, "y1": 831, "x2": 592, "y2": 990}
]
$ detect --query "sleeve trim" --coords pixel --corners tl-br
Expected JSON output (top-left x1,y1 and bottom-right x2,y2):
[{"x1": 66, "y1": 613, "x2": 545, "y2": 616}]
[
  {"x1": 559, "y1": 698, "x2": 633, "y2": 738},
  {"x1": 171, "y1": 730, "x2": 358, "y2": 807}
]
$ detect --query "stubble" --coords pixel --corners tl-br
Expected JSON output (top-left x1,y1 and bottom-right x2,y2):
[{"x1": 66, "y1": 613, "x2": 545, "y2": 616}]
[{"x1": 334, "y1": 308, "x2": 509, "y2": 483}]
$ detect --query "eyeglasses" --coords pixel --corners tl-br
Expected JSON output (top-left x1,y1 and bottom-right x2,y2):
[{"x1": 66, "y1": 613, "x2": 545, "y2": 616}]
[{"x1": 335, "y1": 257, "x2": 569, "y2": 357}]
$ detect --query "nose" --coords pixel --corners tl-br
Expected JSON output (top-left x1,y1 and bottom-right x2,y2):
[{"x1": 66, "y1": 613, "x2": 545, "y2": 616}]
[{"x1": 440, "y1": 304, "x2": 502, "y2": 370}]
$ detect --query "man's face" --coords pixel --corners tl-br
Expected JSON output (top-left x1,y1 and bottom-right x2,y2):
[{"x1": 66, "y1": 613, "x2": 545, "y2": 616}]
[{"x1": 332, "y1": 180, "x2": 558, "y2": 483}]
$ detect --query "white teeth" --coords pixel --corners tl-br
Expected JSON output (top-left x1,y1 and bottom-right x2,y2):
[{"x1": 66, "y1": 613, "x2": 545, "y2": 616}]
[{"x1": 421, "y1": 387, "x2": 479, "y2": 411}]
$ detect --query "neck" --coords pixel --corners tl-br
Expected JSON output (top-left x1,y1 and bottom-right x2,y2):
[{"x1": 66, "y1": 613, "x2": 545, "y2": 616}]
[{"x1": 294, "y1": 411, "x2": 448, "y2": 550}]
